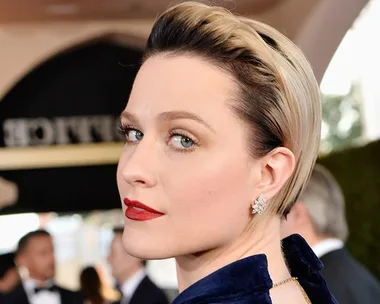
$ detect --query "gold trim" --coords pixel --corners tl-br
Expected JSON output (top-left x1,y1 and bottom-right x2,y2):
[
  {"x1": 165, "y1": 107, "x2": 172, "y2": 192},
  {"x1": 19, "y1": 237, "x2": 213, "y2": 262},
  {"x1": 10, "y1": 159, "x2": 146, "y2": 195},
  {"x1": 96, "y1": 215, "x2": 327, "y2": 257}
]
[{"x1": 0, "y1": 143, "x2": 123, "y2": 170}]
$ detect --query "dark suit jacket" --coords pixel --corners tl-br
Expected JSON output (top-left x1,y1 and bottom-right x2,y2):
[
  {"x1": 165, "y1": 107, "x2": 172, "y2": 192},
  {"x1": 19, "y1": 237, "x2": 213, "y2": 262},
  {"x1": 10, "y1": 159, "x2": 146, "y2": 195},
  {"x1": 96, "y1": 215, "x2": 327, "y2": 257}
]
[
  {"x1": 321, "y1": 247, "x2": 380, "y2": 304},
  {"x1": 113, "y1": 276, "x2": 169, "y2": 304},
  {"x1": 1, "y1": 282, "x2": 84, "y2": 304}
]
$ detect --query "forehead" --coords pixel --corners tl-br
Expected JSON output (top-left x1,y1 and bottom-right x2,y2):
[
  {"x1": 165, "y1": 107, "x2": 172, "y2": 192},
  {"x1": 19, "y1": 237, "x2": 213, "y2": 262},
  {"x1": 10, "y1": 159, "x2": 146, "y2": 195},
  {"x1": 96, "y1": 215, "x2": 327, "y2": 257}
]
[
  {"x1": 126, "y1": 55, "x2": 237, "y2": 115},
  {"x1": 26, "y1": 235, "x2": 52, "y2": 250}
]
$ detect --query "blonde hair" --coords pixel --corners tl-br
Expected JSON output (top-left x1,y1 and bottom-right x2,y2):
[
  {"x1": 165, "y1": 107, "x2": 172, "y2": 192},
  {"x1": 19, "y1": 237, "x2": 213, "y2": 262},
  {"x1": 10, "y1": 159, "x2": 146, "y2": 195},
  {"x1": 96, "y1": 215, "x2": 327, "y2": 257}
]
[
  {"x1": 300, "y1": 164, "x2": 348, "y2": 241},
  {"x1": 144, "y1": 1, "x2": 321, "y2": 216}
]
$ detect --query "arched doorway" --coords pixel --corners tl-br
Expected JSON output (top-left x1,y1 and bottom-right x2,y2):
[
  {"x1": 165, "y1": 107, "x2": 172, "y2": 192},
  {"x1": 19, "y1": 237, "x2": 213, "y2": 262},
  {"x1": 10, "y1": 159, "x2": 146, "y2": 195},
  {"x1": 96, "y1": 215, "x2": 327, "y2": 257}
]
[
  {"x1": 320, "y1": 0, "x2": 380, "y2": 154},
  {"x1": 0, "y1": 35, "x2": 143, "y2": 214}
]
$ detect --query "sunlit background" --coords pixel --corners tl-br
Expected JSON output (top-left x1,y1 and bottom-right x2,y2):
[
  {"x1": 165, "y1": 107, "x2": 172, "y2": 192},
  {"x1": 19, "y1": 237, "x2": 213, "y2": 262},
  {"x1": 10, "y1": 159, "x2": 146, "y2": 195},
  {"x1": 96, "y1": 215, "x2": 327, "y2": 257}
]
[{"x1": 320, "y1": 0, "x2": 380, "y2": 153}]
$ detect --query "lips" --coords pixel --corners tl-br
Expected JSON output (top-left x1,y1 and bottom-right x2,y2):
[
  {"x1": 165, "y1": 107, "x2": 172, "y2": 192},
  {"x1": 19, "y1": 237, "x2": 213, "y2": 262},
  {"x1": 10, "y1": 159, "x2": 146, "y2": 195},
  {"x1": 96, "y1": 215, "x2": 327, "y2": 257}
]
[{"x1": 123, "y1": 198, "x2": 164, "y2": 221}]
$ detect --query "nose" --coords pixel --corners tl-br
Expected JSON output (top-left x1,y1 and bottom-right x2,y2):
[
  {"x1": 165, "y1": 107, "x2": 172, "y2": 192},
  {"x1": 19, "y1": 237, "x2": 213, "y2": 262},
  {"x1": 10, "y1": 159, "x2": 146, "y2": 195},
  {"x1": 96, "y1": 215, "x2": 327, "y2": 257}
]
[{"x1": 118, "y1": 141, "x2": 158, "y2": 188}]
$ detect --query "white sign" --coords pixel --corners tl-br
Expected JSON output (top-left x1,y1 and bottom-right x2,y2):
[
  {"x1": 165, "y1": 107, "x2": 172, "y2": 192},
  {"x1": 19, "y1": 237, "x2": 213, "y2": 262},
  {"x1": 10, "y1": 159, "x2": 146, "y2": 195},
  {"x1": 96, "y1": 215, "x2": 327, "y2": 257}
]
[{"x1": 3, "y1": 115, "x2": 123, "y2": 147}]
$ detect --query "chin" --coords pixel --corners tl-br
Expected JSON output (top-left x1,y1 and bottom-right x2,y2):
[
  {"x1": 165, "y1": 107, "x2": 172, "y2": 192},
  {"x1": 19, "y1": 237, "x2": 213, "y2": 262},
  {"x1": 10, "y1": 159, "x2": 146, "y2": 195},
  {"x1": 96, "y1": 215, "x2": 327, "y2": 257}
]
[
  {"x1": 122, "y1": 231, "x2": 174, "y2": 260},
  {"x1": 45, "y1": 273, "x2": 55, "y2": 280}
]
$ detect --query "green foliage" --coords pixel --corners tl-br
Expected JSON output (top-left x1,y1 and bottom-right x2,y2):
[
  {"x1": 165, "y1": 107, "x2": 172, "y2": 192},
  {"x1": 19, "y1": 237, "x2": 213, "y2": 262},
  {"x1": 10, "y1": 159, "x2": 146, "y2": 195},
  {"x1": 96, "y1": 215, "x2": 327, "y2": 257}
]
[
  {"x1": 320, "y1": 83, "x2": 363, "y2": 155},
  {"x1": 318, "y1": 139, "x2": 380, "y2": 279}
]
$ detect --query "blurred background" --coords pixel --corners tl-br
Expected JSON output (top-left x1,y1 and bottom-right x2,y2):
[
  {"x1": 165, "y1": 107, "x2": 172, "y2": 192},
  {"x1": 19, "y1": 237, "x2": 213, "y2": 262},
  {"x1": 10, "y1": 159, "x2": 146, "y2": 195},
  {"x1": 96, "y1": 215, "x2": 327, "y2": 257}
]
[{"x1": 1, "y1": 0, "x2": 379, "y2": 296}]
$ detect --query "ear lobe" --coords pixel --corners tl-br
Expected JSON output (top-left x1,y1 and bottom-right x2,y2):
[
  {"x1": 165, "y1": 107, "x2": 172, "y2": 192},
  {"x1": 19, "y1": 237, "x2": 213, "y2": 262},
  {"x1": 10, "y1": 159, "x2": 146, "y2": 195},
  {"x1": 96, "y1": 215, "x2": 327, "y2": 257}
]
[
  {"x1": 15, "y1": 254, "x2": 25, "y2": 268},
  {"x1": 255, "y1": 147, "x2": 295, "y2": 200}
]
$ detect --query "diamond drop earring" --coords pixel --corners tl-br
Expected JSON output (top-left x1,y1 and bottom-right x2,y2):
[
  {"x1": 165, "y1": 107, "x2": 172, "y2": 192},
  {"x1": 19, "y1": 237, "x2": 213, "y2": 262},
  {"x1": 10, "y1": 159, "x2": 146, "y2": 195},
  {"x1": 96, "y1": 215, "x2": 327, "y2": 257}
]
[{"x1": 251, "y1": 194, "x2": 266, "y2": 215}]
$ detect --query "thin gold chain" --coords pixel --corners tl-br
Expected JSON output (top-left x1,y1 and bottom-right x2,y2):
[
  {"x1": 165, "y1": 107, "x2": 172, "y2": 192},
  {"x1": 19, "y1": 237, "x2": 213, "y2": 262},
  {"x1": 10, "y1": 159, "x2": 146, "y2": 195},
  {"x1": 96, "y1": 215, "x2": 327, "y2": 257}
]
[
  {"x1": 293, "y1": 278, "x2": 312, "y2": 304},
  {"x1": 273, "y1": 277, "x2": 297, "y2": 288},
  {"x1": 272, "y1": 277, "x2": 312, "y2": 304}
]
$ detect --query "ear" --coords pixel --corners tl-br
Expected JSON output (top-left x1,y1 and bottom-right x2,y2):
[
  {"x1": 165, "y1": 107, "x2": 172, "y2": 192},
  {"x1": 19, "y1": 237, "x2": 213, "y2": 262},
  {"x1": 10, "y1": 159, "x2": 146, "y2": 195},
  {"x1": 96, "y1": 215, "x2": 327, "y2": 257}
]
[
  {"x1": 254, "y1": 147, "x2": 295, "y2": 200},
  {"x1": 15, "y1": 253, "x2": 26, "y2": 268},
  {"x1": 291, "y1": 201, "x2": 310, "y2": 225}
]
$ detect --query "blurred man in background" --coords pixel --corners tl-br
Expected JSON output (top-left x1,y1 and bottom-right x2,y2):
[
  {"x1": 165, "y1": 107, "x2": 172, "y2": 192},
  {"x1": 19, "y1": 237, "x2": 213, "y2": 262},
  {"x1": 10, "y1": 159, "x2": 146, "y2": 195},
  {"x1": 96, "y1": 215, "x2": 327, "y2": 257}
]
[
  {"x1": 281, "y1": 164, "x2": 380, "y2": 304},
  {"x1": 2, "y1": 229, "x2": 83, "y2": 304},
  {"x1": 108, "y1": 227, "x2": 169, "y2": 304}
]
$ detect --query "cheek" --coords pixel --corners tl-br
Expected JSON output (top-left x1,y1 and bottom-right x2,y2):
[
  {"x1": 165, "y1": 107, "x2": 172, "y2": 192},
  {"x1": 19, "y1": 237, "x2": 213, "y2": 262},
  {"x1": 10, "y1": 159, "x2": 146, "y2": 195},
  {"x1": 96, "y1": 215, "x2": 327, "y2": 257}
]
[
  {"x1": 167, "y1": 153, "x2": 253, "y2": 232},
  {"x1": 116, "y1": 164, "x2": 123, "y2": 196},
  {"x1": 35, "y1": 256, "x2": 44, "y2": 267},
  {"x1": 117, "y1": 155, "x2": 129, "y2": 202},
  {"x1": 28, "y1": 257, "x2": 37, "y2": 269},
  {"x1": 117, "y1": 152, "x2": 125, "y2": 182}
]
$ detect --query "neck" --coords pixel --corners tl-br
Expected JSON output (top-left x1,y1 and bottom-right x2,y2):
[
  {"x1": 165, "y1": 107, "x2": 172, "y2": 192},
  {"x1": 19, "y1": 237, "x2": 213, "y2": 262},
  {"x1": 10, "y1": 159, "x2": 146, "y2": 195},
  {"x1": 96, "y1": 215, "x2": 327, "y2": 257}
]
[
  {"x1": 175, "y1": 217, "x2": 291, "y2": 292},
  {"x1": 119, "y1": 265, "x2": 143, "y2": 285},
  {"x1": 302, "y1": 227, "x2": 335, "y2": 247},
  {"x1": 28, "y1": 274, "x2": 51, "y2": 286}
]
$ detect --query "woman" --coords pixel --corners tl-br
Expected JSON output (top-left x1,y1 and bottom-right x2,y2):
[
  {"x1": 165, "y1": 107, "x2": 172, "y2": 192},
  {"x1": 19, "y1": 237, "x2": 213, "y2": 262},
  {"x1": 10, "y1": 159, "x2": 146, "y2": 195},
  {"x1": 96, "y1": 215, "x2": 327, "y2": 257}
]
[
  {"x1": 80, "y1": 266, "x2": 117, "y2": 304},
  {"x1": 117, "y1": 2, "x2": 337, "y2": 303}
]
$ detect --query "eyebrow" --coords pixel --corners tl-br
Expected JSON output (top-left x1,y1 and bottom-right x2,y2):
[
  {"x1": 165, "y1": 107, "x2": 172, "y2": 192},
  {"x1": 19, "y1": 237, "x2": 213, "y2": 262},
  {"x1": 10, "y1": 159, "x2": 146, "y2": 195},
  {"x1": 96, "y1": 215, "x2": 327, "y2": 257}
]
[
  {"x1": 120, "y1": 111, "x2": 139, "y2": 125},
  {"x1": 121, "y1": 110, "x2": 215, "y2": 133}
]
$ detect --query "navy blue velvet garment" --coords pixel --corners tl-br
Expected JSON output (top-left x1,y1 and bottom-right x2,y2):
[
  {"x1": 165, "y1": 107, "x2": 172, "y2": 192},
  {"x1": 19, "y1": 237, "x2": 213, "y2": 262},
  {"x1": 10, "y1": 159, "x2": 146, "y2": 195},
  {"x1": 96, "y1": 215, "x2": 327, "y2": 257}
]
[{"x1": 172, "y1": 234, "x2": 338, "y2": 304}]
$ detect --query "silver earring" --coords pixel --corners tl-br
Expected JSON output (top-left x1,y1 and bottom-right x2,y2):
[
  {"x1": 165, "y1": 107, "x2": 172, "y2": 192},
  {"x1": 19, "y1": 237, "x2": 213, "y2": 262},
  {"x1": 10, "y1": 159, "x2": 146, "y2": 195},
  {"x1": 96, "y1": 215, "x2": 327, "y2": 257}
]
[{"x1": 252, "y1": 194, "x2": 266, "y2": 215}]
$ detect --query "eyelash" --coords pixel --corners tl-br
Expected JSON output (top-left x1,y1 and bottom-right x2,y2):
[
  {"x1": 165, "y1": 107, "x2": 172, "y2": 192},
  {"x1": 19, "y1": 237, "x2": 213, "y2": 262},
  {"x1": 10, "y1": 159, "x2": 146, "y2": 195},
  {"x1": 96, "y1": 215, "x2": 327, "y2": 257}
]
[
  {"x1": 118, "y1": 124, "x2": 134, "y2": 137},
  {"x1": 118, "y1": 124, "x2": 199, "y2": 152}
]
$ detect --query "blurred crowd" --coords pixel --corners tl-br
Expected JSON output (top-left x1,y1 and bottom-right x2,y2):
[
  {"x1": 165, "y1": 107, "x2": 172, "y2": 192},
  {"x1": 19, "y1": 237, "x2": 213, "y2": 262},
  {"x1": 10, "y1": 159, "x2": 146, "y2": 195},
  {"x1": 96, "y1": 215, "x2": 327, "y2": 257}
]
[{"x1": 0, "y1": 227, "x2": 170, "y2": 304}]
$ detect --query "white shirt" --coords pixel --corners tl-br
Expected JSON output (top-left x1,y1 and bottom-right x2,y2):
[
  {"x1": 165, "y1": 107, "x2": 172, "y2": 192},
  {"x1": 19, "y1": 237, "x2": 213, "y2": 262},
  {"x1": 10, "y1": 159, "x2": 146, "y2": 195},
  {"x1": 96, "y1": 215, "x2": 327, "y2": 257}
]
[
  {"x1": 23, "y1": 278, "x2": 61, "y2": 304},
  {"x1": 311, "y1": 238, "x2": 344, "y2": 258},
  {"x1": 120, "y1": 269, "x2": 146, "y2": 302}
]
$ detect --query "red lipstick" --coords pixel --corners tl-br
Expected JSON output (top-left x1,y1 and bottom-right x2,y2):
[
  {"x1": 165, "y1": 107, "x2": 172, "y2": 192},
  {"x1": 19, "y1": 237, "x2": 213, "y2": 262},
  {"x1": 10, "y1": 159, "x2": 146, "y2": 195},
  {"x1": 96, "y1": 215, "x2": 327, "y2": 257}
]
[{"x1": 123, "y1": 198, "x2": 164, "y2": 221}]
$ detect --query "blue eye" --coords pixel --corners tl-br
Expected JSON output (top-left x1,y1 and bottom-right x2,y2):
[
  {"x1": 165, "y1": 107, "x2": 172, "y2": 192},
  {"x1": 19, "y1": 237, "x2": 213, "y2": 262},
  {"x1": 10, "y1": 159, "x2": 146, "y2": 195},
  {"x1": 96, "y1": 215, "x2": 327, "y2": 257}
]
[
  {"x1": 126, "y1": 129, "x2": 144, "y2": 142},
  {"x1": 118, "y1": 124, "x2": 143, "y2": 142},
  {"x1": 170, "y1": 135, "x2": 194, "y2": 149},
  {"x1": 118, "y1": 125, "x2": 198, "y2": 151},
  {"x1": 168, "y1": 130, "x2": 199, "y2": 151}
]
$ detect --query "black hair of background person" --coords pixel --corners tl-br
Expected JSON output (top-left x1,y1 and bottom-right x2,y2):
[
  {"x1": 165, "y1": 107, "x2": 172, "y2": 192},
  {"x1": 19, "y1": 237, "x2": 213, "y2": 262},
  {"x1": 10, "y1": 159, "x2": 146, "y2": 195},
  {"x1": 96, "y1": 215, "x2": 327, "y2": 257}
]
[{"x1": 0, "y1": 252, "x2": 15, "y2": 279}]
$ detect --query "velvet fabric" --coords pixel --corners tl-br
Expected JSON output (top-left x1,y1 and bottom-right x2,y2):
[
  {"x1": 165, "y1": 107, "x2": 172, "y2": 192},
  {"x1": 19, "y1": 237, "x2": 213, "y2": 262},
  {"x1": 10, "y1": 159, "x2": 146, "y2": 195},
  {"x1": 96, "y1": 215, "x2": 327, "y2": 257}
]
[{"x1": 173, "y1": 234, "x2": 338, "y2": 304}]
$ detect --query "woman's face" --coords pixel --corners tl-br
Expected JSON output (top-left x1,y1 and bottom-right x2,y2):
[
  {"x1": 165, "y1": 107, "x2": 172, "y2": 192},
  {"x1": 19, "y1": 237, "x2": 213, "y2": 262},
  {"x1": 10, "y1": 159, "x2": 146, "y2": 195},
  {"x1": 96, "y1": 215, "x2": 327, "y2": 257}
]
[{"x1": 117, "y1": 55, "x2": 262, "y2": 259}]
